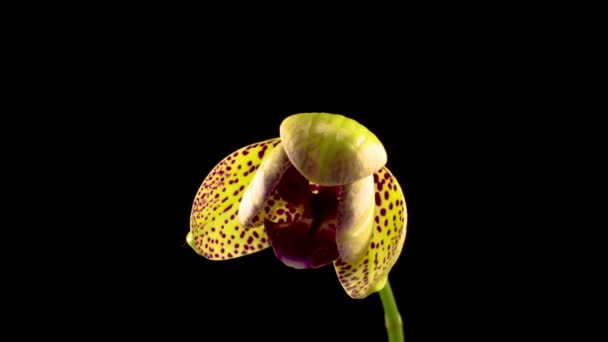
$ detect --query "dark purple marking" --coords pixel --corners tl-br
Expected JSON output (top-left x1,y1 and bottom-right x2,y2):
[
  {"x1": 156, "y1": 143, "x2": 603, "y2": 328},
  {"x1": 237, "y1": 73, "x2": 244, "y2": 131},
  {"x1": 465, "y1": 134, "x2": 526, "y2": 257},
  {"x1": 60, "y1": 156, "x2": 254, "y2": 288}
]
[
  {"x1": 247, "y1": 236, "x2": 254, "y2": 244},
  {"x1": 377, "y1": 226, "x2": 382, "y2": 233},
  {"x1": 240, "y1": 231, "x2": 245, "y2": 238},
  {"x1": 375, "y1": 192, "x2": 381, "y2": 206},
  {"x1": 384, "y1": 173, "x2": 390, "y2": 180},
  {"x1": 242, "y1": 150, "x2": 249, "y2": 155},
  {"x1": 384, "y1": 219, "x2": 388, "y2": 227},
  {"x1": 375, "y1": 216, "x2": 379, "y2": 224},
  {"x1": 247, "y1": 161, "x2": 253, "y2": 166},
  {"x1": 264, "y1": 217, "x2": 339, "y2": 269},
  {"x1": 389, "y1": 203, "x2": 393, "y2": 210},
  {"x1": 380, "y1": 208, "x2": 386, "y2": 216},
  {"x1": 373, "y1": 173, "x2": 379, "y2": 183},
  {"x1": 384, "y1": 191, "x2": 389, "y2": 200},
  {"x1": 253, "y1": 231, "x2": 259, "y2": 238},
  {"x1": 223, "y1": 204, "x2": 233, "y2": 212}
]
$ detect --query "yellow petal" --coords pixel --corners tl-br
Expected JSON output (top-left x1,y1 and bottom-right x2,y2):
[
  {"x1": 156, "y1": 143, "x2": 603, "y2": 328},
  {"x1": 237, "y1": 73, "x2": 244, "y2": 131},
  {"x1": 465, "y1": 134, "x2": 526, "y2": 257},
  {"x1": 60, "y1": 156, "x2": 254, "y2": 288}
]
[
  {"x1": 238, "y1": 143, "x2": 292, "y2": 228},
  {"x1": 280, "y1": 113, "x2": 387, "y2": 186},
  {"x1": 336, "y1": 175, "x2": 375, "y2": 264},
  {"x1": 188, "y1": 138, "x2": 281, "y2": 260},
  {"x1": 334, "y1": 167, "x2": 407, "y2": 299}
]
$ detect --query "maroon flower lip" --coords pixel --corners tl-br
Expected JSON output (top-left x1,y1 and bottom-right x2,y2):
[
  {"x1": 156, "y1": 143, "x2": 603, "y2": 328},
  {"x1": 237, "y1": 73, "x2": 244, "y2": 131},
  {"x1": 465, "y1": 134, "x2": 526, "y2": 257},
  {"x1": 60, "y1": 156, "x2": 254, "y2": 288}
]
[{"x1": 264, "y1": 166, "x2": 342, "y2": 269}]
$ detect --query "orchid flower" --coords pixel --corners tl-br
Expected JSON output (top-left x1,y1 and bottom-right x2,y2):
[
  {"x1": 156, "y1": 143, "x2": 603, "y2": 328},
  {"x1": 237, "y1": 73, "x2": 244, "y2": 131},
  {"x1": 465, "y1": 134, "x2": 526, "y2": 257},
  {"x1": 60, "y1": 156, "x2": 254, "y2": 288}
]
[{"x1": 187, "y1": 113, "x2": 407, "y2": 340}]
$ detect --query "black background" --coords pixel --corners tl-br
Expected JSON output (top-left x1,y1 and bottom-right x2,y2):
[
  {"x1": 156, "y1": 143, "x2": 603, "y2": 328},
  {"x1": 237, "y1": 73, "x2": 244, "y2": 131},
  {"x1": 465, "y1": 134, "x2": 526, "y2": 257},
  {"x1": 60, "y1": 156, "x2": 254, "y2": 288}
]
[
  {"x1": 6, "y1": 3, "x2": 581, "y2": 339},
  {"x1": 91, "y1": 83, "x2": 500, "y2": 340},
  {"x1": 19, "y1": 22, "x2": 524, "y2": 340}
]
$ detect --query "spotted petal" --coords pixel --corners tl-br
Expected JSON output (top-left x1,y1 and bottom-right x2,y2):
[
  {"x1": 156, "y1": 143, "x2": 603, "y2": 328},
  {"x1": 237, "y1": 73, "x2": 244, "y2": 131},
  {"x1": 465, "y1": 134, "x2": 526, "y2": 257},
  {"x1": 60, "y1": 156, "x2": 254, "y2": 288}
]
[
  {"x1": 188, "y1": 138, "x2": 281, "y2": 260},
  {"x1": 334, "y1": 167, "x2": 407, "y2": 299}
]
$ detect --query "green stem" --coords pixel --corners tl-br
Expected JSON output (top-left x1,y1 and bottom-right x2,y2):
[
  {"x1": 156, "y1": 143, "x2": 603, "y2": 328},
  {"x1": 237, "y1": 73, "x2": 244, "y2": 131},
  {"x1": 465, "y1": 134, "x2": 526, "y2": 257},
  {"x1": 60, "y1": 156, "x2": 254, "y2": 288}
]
[{"x1": 378, "y1": 280, "x2": 404, "y2": 342}]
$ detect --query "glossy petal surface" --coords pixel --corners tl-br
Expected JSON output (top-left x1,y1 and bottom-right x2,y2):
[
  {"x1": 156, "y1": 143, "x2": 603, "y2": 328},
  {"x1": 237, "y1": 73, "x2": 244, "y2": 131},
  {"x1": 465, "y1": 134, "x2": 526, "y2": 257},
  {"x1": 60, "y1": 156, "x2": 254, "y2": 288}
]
[
  {"x1": 263, "y1": 166, "x2": 340, "y2": 269},
  {"x1": 334, "y1": 167, "x2": 407, "y2": 298},
  {"x1": 188, "y1": 138, "x2": 280, "y2": 260}
]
